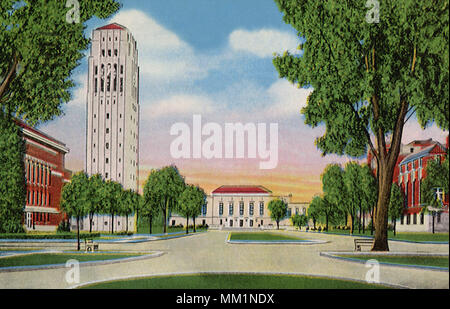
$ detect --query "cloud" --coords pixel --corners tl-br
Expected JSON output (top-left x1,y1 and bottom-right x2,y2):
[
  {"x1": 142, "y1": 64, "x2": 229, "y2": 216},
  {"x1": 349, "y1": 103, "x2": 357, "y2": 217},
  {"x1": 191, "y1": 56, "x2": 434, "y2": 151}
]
[
  {"x1": 109, "y1": 9, "x2": 208, "y2": 82},
  {"x1": 263, "y1": 80, "x2": 313, "y2": 118},
  {"x1": 229, "y1": 28, "x2": 300, "y2": 58},
  {"x1": 142, "y1": 94, "x2": 215, "y2": 118}
]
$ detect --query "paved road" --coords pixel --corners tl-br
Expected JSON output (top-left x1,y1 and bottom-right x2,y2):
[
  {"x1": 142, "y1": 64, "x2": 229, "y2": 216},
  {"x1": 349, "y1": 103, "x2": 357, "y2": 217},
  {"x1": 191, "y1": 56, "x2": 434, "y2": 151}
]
[{"x1": 0, "y1": 230, "x2": 448, "y2": 289}]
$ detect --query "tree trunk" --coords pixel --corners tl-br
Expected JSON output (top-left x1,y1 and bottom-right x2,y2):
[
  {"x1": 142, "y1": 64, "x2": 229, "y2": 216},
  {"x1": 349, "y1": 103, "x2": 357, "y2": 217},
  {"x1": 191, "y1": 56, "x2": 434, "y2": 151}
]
[
  {"x1": 148, "y1": 215, "x2": 153, "y2": 235},
  {"x1": 89, "y1": 213, "x2": 93, "y2": 233},
  {"x1": 372, "y1": 166, "x2": 395, "y2": 251},
  {"x1": 277, "y1": 221, "x2": 279, "y2": 230},
  {"x1": 362, "y1": 211, "x2": 365, "y2": 234},
  {"x1": 76, "y1": 216, "x2": 80, "y2": 251},
  {"x1": 163, "y1": 200, "x2": 168, "y2": 234},
  {"x1": 393, "y1": 219, "x2": 396, "y2": 236},
  {"x1": 186, "y1": 215, "x2": 189, "y2": 234},
  {"x1": 432, "y1": 212, "x2": 435, "y2": 234},
  {"x1": 370, "y1": 207, "x2": 374, "y2": 235},
  {"x1": 193, "y1": 216, "x2": 196, "y2": 233},
  {"x1": 313, "y1": 219, "x2": 316, "y2": 230},
  {"x1": 350, "y1": 214, "x2": 354, "y2": 235},
  {"x1": 126, "y1": 213, "x2": 129, "y2": 233},
  {"x1": 358, "y1": 207, "x2": 362, "y2": 234},
  {"x1": 111, "y1": 212, "x2": 114, "y2": 234},
  {"x1": 325, "y1": 214, "x2": 329, "y2": 232}
]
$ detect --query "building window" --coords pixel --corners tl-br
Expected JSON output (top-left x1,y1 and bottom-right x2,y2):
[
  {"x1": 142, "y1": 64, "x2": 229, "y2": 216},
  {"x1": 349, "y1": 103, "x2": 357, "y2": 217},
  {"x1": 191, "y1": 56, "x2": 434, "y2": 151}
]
[
  {"x1": 120, "y1": 78, "x2": 123, "y2": 92},
  {"x1": 420, "y1": 213, "x2": 424, "y2": 225},
  {"x1": 105, "y1": 158, "x2": 109, "y2": 164},
  {"x1": 406, "y1": 214, "x2": 411, "y2": 225},
  {"x1": 202, "y1": 204, "x2": 207, "y2": 216},
  {"x1": 106, "y1": 113, "x2": 110, "y2": 119},
  {"x1": 249, "y1": 202, "x2": 254, "y2": 216},
  {"x1": 219, "y1": 203, "x2": 223, "y2": 216},
  {"x1": 94, "y1": 78, "x2": 98, "y2": 93},
  {"x1": 400, "y1": 215, "x2": 404, "y2": 225},
  {"x1": 419, "y1": 158, "x2": 423, "y2": 168},
  {"x1": 105, "y1": 173, "x2": 108, "y2": 179},
  {"x1": 114, "y1": 49, "x2": 118, "y2": 56},
  {"x1": 250, "y1": 220, "x2": 253, "y2": 227},
  {"x1": 413, "y1": 213, "x2": 417, "y2": 224},
  {"x1": 102, "y1": 49, "x2": 105, "y2": 57},
  {"x1": 287, "y1": 208, "x2": 292, "y2": 217},
  {"x1": 228, "y1": 203, "x2": 234, "y2": 216},
  {"x1": 437, "y1": 212, "x2": 441, "y2": 223},
  {"x1": 259, "y1": 202, "x2": 264, "y2": 216},
  {"x1": 239, "y1": 201, "x2": 244, "y2": 216},
  {"x1": 106, "y1": 128, "x2": 109, "y2": 134},
  {"x1": 106, "y1": 143, "x2": 109, "y2": 150}
]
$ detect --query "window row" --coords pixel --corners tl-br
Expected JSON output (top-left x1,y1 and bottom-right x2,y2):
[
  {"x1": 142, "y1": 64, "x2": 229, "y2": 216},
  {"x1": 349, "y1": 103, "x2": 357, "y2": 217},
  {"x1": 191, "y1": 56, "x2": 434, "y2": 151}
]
[
  {"x1": 218, "y1": 202, "x2": 265, "y2": 216},
  {"x1": 26, "y1": 161, "x2": 51, "y2": 186},
  {"x1": 27, "y1": 190, "x2": 51, "y2": 207}
]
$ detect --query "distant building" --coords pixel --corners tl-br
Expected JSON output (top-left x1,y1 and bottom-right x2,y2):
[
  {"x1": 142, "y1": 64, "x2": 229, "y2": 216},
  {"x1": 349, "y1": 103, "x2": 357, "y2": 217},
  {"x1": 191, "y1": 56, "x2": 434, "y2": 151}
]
[
  {"x1": 169, "y1": 185, "x2": 308, "y2": 229},
  {"x1": 82, "y1": 23, "x2": 140, "y2": 233},
  {"x1": 368, "y1": 136, "x2": 449, "y2": 232},
  {"x1": 15, "y1": 119, "x2": 71, "y2": 232}
]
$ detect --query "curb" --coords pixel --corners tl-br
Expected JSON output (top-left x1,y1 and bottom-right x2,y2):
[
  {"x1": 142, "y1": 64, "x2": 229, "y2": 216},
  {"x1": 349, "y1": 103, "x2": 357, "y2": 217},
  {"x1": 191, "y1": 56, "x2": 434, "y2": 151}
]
[
  {"x1": 320, "y1": 251, "x2": 449, "y2": 272},
  {"x1": 0, "y1": 251, "x2": 165, "y2": 273}
]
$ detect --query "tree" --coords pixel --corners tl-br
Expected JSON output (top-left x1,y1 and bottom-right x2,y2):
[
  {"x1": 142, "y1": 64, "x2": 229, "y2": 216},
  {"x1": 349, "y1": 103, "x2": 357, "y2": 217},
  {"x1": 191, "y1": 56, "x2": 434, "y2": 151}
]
[
  {"x1": 268, "y1": 199, "x2": 288, "y2": 230},
  {"x1": 0, "y1": 116, "x2": 26, "y2": 233},
  {"x1": 0, "y1": 0, "x2": 121, "y2": 125},
  {"x1": 177, "y1": 185, "x2": 206, "y2": 234},
  {"x1": 143, "y1": 166, "x2": 186, "y2": 234},
  {"x1": 291, "y1": 214, "x2": 308, "y2": 230},
  {"x1": 101, "y1": 180, "x2": 122, "y2": 234},
  {"x1": 120, "y1": 189, "x2": 137, "y2": 233},
  {"x1": 389, "y1": 183, "x2": 404, "y2": 236},
  {"x1": 343, "y1": 162, "x2": 363, "y2": 234},
  {"x1": 141, "y1": 189, "x2": 159, "y2": 235},
  {"x1": 321, "y1": 164, "x2": 346, "y2": 231},
  {"x1": 360, "y1": 164, "x2": 378, "y2": 235},
  {"x1": 60, "y1": 172, "x2": 89, "y2": 251},
  {"x1": 420, "y1": 156, "x2": 449, "y2": 234},
  {"x1": 421, "y1": 156, "x2": 449, "y2": 206},
  {"x1": 273, "y1": 0, "x2": 449, "y2": 251},
  {"x1": 191, "y1": 186, "x2": 206, "y2": 233},
  {"x1": 86, "y1": 174, "x2": 103, "y2": 233},
  {"x1": 307, "y1": 200, "x2": 320, "y2": 230}
]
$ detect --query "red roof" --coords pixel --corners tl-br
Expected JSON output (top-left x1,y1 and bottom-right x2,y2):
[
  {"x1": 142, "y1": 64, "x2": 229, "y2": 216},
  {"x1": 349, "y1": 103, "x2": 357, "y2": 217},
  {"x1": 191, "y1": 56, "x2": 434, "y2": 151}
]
[
  {"x1": 212, "y1": 186, "x2": 272, "y2": 195},
  {"x1": 96, "y1": 23, "x2": 126, "y2": 31}
]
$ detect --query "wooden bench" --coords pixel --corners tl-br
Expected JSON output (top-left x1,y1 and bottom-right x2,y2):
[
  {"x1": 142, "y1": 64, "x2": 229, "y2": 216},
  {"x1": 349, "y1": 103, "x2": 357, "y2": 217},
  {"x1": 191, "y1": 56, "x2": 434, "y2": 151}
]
[
  {"x1": 354, "y1": 238, "x2": 374, "y2": 251},
  {"x1": 84, "y1": 239, "x2": 99, "y2": 252}
]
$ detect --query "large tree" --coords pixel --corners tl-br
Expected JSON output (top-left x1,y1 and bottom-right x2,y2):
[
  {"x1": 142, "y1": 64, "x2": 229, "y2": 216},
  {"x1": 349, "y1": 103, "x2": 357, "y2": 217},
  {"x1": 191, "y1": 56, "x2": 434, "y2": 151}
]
[
  {"x1": 0, "y1": 0, "x2": 121, "y2": 124},
  {"x1": 360, "y1": 164, "x2": 378, "y2": 235},
  {"x1": 273, "y1": 0, "x2": 448, "y2": 251},
  {"x1": 86, "y1": 174, "x2": 104, "y2": 233},
  {"x1": 0, "y1": 116, "x2": 26, "y2": 233},
  {"x1": 143, "y1": 166, "x2": 186, "y2": 234},
  {"x1": 60, "y1": 172, "x2": 89, "y2": 251},
  {"x1": 101, "y1": 180, "x2": 122, "y2": 234},
  {"x1": 268, "y1": 198, "x2": 288, "y2": 230}
]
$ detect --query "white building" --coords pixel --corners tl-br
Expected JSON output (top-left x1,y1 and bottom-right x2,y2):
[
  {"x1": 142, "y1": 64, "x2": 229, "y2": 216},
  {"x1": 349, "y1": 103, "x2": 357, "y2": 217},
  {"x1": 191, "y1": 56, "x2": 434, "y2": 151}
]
[
  {"x1": 169, "y1": 185, "x2": 308, "y2": 230},
  {"x1": 81, "y1": 23, "x2": 140, "y2": 232}
]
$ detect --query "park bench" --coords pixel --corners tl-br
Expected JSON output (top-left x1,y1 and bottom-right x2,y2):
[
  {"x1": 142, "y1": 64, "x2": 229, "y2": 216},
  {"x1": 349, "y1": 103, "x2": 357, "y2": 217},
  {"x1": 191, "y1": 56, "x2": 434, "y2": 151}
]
[
  {"x1": 354, "y1": 238, "x2": 374, "y2": 251},
  {"x1": 84, "y1": 239, "x2": 99, "y2": 252}
]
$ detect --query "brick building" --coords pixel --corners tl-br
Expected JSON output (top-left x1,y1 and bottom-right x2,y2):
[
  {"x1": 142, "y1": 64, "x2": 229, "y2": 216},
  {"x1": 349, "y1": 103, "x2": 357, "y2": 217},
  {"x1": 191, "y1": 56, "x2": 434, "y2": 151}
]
[
  {"x1": 368, "y1": 136, "x2": 449, "y2": 232},
  {"x1": 15, "y1": 120, "x2": 71, "y2": 232}
]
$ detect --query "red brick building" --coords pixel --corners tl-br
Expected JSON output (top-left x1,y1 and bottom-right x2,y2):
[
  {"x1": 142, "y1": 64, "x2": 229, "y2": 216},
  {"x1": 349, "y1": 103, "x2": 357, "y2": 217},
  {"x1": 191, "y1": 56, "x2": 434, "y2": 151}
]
[
  {"x1": 15, "y1": 120, "x2": 71, "y2": 232},
  {"x1": 368, "y1": 136, "x2": 449, "y2": 232}
]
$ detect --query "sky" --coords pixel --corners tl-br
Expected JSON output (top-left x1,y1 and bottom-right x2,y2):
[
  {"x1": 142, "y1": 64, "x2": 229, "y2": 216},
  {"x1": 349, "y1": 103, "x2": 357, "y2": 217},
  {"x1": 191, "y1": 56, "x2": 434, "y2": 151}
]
[{"x1": 38, "y1": 0, "x2": 448, "y2": 202}]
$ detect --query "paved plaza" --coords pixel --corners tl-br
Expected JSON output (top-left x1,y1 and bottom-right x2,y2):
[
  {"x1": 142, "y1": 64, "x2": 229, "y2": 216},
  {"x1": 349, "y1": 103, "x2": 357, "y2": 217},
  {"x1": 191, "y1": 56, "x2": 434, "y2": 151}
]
[{"x1": 0, "y1": 230, "x2": 448, "y2": 289}]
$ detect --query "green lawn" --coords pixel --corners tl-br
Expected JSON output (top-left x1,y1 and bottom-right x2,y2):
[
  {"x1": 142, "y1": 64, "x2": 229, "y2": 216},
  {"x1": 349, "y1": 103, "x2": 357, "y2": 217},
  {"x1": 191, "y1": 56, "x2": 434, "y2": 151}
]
[
  {"x1": 0, "y1": 253, "x2": 144, "y2": 268},
  {"x1": 337, "y1": 255, "x2": 449, "y2": 269},
  {"x1": 323, "y1": 230, "x2": 449, "y2": 242},
  {"x1": 229, "y1": 232, "x2": 305, "y2": 241},
  {"x1": 80, "y1": 273, "x2": 390, "y2": 289}
]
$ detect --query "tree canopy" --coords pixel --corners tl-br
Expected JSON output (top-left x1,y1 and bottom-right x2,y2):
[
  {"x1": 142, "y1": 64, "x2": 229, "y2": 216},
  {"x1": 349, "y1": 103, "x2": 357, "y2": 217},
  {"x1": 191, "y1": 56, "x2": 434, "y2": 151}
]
[
  {"x1": 421, "y1": 156, "x2": 449, "y2": 206},
  {"x1": 0, "y1": 0, "x2": 121, "y2": 124},
  {"x1": 0, "y1": 116, "x2": 25, "y2": 233},
  {"x1": 268, "y1": 198, "x2": 288, "y2": 230}
]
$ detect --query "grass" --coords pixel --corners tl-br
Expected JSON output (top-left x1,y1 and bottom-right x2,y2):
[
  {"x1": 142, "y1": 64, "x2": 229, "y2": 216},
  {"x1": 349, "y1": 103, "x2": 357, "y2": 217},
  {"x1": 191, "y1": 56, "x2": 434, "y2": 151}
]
[
  {"x1": 0, "y1": 253, "x2": 144, "y2": 268},
  {"x1": 80, "y1": 273, "x2": 391, "y2": 289},
  {"x1": 337, "y1": 255, "x2": 449, "y2": 269},
  {"x1": 322, "y1": 229, "x2": 449, "y2": 242},
  {"x1": 229, "y1": 232, "x2": 305, "y2": 241}
]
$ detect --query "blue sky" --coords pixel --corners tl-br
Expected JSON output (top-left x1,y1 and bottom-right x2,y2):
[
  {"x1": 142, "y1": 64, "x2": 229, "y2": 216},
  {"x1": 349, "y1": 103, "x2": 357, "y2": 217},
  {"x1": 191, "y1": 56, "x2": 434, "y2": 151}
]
[{"x1": 38, "y1": 0, "x2": 448, "y2": 200}]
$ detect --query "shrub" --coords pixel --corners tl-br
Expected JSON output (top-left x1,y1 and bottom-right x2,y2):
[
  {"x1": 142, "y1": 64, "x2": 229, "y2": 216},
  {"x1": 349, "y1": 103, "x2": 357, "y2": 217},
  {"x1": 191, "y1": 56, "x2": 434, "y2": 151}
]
[{"x1": 57, "y1": 221, "x2": 71, "y2": 233}]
